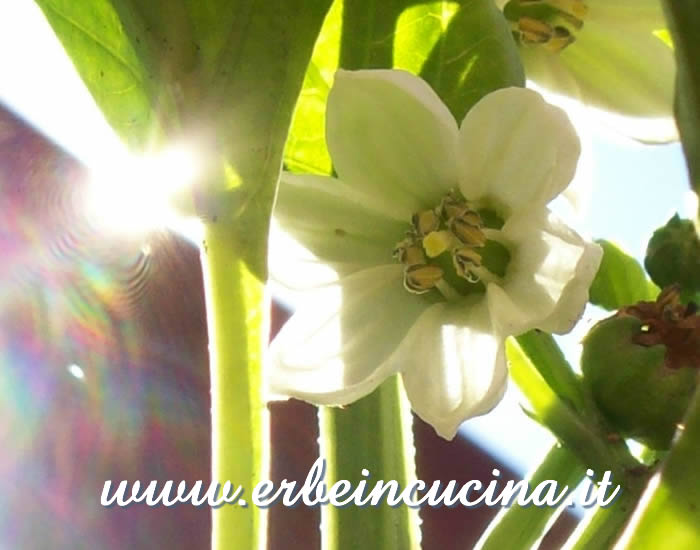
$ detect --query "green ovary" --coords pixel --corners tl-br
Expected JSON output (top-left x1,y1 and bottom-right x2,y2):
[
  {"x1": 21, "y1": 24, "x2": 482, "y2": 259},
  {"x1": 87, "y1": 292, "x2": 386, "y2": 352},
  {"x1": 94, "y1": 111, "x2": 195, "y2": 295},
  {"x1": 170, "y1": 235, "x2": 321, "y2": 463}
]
[{"x1": 393, "y1": 190, "x2": 511, "y2": 301}]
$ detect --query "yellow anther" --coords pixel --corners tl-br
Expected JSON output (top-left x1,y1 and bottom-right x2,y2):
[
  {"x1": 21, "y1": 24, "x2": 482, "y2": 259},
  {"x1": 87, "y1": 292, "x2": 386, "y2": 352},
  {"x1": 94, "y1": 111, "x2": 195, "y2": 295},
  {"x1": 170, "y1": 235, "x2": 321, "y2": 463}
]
[
  {"x1": 393, "y1": 238, "x2": 426, "y2": 266},
  {"x1": 404, "y1": 264, "x2": 444, "y2": 294},
  {"x1": 518, "y1": 16, "x2": 553, "y2": 44},
  {"x1": 544, "y1": 26, "x2": 576, "y2": 53},
  {"x1": 411, "y1": 209, "x2": 440, "y2": 236},
  {"x1": 453, "y1": 247, "x2": 482, "y2": 283},
  {"x1": 450, "y1": 218, "x2": 487, "y2": 247}
]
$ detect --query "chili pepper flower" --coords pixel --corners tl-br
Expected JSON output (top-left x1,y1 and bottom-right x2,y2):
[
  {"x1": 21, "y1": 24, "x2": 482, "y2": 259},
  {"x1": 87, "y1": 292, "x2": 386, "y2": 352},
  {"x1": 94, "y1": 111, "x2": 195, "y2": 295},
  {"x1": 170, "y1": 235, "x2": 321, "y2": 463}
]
[
  {"x1": 268, "y1": 69, "x2": 602, "y2": 439},
  {"x1": 496, "y1": 0, "x2": 676, "y2": 142}
]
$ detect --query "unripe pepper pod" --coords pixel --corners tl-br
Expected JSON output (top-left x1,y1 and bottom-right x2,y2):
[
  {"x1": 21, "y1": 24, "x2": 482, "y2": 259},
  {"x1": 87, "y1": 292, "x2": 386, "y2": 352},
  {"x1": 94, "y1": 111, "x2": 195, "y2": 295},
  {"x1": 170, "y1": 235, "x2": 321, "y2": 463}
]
[{"x1": 582, "y1": 287, "x2": 700, "y2": 450}]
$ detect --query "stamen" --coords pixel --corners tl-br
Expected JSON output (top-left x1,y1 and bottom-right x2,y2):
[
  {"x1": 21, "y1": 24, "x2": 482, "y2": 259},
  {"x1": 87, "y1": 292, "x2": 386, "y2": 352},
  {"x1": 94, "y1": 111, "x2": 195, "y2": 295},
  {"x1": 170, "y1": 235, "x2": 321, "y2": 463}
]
[
  {"x1": 453, "y1": 247, "x2": 483, "y2": 283},
  {"x1": 394, "y1": 190, "x2": 510, "y2": 299},
  {"x1": 505, "y1": 0, "x2": 586, "y2": 52},
  {"x1": 393, "y1": 238, "x2": 426, "y2": 266},
  {"x1": 449, "y1": 218, "x2": 487, "y2": 247},
  {"x1": 518, "y1": 16, "x2": 554, "y2": 43},
  {"x1": 404, "y1": 264, "x2": 444, "y2": 294},
  {"x1": 440, "y1": 193, "x2": 469, "y2": 219},
  {"x1": 544, "y1": 26, "x2": 575, "y2": 53},
  {"x1": 412, "y1": 209, "x2": 440, "y2": 236}
]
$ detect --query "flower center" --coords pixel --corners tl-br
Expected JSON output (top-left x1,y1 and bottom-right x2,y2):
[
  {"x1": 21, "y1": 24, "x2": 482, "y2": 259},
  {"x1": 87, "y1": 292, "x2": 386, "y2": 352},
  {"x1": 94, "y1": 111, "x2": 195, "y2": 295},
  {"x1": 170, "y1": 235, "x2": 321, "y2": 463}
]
[
  {"x1": 393, "y1": 190, "x2": 511, "y2": 301},
  {"x1": 502, "y1": 0, "x2": 588, "y2": 53}
]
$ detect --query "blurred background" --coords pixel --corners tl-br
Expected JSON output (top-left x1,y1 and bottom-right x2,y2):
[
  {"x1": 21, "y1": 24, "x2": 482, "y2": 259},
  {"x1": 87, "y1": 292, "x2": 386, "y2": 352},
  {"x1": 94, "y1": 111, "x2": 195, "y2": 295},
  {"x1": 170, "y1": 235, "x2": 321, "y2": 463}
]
[{"x1": 0, "y1": 2, "x2": 692, "y2": 549}]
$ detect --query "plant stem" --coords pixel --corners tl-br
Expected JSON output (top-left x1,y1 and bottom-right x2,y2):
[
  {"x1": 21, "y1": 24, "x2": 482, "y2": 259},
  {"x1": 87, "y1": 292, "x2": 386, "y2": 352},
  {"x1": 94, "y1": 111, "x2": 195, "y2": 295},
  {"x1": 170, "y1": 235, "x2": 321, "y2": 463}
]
[
  {"x1": 616, "y1": 385, "x2": 700, "y2": 549},
  {"x1": 563, "y1": 472, "x2": 647, "y2": 550},
  {"x1": 508, "y1": 338, "x2": 639, "y2": 481},
  {"x1": 476, "y1": 444, "x2": 586, "y2": 550},
  {"x1": 319, "y1": 376, "x2": 421, "y2": 550},
  {"x1": 201, "y1": 222, "x2": 268, "y2": 550}
]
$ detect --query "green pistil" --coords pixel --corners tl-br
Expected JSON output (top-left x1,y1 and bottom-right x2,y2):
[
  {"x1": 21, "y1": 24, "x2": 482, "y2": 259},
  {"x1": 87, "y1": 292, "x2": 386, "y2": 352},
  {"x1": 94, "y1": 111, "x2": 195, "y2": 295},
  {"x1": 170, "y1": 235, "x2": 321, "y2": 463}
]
[
  {"x1": 394, "y1": 190, "x2": 512, "y2": 301},
  {"x1": 480, "y1": 239, "x2": 511, "y2": 278}
]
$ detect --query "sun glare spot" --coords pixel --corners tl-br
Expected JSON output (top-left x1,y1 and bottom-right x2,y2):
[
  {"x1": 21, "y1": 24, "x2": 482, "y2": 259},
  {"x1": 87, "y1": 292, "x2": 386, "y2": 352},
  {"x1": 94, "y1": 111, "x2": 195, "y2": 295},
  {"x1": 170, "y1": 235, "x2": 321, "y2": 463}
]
[
  {"x1": 83, "y1": 145, "x2": 200, "y2": 236},
  {"x1": 67, "y1": 363, "x2": 85, "y2": 380}
]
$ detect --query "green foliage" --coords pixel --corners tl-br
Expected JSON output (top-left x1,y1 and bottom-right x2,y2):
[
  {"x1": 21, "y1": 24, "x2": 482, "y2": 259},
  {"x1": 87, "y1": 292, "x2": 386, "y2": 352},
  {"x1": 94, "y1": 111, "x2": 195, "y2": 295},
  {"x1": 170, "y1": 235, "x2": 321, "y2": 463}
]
[
  {"x1": 417, "y1": 0, "x2": 524, "y2": 120},
  {"x1": 645, "y1": 214, "x2": 700, "y2": 297},
  {"x1": 590, "y1": 240, "x2": 658, "y2": 311},
  {"x1": 284, "y1": 0, "x2": 524, "y2": 174},
  {"x1": 35, "y1": 0, "x2": 332, "y2": 278},
  {"x1": 618, "y1": 391, "x2": 700, "y2": 549},
  {"x1": 662, "y1": 0, "x2": 700, "y2": 202},
  {"x1": 33, "y1": 0, "x2": 168, "y2": 148}
]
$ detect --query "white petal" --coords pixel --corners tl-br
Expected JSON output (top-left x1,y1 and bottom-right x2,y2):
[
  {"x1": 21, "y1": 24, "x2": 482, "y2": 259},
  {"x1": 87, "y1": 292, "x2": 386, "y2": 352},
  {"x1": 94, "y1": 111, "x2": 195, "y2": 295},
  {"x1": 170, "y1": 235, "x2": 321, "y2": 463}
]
[
  {"x1": 326, "y1": 69, "x2": 459, "y2": 219},
  {"x1": 272, "y1": 173, "x2": 406, "y2": 282},
  {"x1": 536, "y1": 239, "x2": 602, "y2": 334},
  {"x1": 268, "y1": 265, "x2": 436, "y2": 405},
  {"x1": 587, "y1": 1, "x2": 666, "y2": 30},
  {"x1": 397, "y1": 300, "x2": 508, "y2": 440},
  {"x1": 458, "y1": 87, "x2": 580, "y2": 215},
  {"x1": 560, "y1": 22, "x2": 674, "y2": 118},
  {"x1": 487, "y1": 208, "x2": 598, "y2": 336}
]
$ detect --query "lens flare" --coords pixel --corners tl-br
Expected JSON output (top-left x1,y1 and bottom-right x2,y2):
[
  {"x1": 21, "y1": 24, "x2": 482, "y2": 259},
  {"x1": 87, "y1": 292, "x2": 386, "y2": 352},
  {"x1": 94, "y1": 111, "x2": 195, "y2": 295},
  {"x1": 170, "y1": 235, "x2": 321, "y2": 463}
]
[{"x1": 83, "y1": 145, "x2": 200, "y2": 236}]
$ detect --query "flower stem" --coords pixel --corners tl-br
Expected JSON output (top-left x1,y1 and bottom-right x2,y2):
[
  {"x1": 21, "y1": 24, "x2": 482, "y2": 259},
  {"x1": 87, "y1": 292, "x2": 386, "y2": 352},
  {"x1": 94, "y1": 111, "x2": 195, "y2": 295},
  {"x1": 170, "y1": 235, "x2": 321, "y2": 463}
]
[
  {"x1": 201, "y1": 222, "x2": 269, "y2": 550},
  {"x1": 562, "y1": 474, "x2": 647, "y2": 550},
  {"x1": 319, "y1": 376, "x2": 421, "y2": 550},
  {"x1": 476, "y1": 444, "x2": 586, "y2": 550},
  {"x1": 507, "y1": 337, "x2": 639, "y2": 480},
  {"x1": 615, "y1": 385, "x2": 700, "y2": 549}
]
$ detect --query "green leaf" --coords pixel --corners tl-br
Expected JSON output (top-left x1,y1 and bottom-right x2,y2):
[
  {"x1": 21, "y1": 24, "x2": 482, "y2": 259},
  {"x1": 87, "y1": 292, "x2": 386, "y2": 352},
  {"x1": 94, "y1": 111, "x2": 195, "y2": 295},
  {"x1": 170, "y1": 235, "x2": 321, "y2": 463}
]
[
  {"x1": 590, "y1": 240, "x2": 658, "y2": 311},
  {"x1": 661, "y1": 0, "x2": 700, "y2": 204},
  {"x1": 617, "y1": 389, "x2": 700, "y2": 549},
  {"x1": 35, "y1": 0, "x2": 333, "y2": 272},
  {"x1": 417, "y1": 0, "x2": 525, "y2": 121},
  {"x1": 645, "y1": 214, "x2": 700, "y2": 296},
  {"x1": 284, "y1": 0, "x2": 524, "y2": 175},
  {"x1": 284, "y1": 0, "x2": 342, "y2": 175},
  {"x1": 34, "y1": 0, "x2": 170, "y2": 148}
]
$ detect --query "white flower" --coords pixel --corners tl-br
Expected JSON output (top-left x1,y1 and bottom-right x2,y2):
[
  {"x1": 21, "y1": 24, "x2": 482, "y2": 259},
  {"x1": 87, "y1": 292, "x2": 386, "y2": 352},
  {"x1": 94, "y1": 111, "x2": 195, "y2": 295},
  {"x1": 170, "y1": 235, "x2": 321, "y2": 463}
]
[
  {"x1": 497, "y1": 0, "x2": 676, "y2": 142},
  {"x1": 268, "y1": 69, "x2": 602, "y2": 440}
]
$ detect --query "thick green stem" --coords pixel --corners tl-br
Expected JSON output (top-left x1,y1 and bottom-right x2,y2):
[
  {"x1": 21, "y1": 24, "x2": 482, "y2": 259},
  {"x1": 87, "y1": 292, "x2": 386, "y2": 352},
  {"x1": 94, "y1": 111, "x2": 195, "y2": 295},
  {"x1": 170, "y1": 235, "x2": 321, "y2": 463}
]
[
  {"x1": 476, "y1": 444, "x2": 586, "y2": 550},
  {"x1": 202, "y1": 222, "x2": 268, "y2": 550},
  {"x1": 319, "y1": 376, "x2": 421, "y2": 550},
  {"x1": 616, "y1": 386, "x2": 700, "y2": 549},
  {"x1": 563, "y1": 474, "x2": 647, "y2": 550},
  {"x1": 508, "y1": 338, "x2": 639, "y2": 481}
]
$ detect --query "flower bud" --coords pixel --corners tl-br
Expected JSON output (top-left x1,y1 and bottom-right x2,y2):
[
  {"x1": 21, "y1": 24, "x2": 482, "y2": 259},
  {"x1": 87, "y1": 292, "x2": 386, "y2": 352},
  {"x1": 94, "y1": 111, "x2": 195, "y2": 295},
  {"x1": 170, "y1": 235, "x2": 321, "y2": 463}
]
[
  {"x1": 645, "y1": 214, "x2": 700, "y2": 297},
  {"x1": 582, "y1": 287, "x2": 700, "y2": 449}
]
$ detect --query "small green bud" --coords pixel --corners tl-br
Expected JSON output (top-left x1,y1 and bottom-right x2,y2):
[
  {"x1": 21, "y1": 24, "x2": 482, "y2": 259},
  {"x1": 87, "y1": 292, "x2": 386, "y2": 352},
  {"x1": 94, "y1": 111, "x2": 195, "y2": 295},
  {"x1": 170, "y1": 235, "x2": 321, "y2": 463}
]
[
  {"x1": 582, "y1": 287, "x2": 700, "y2": 449},
  {"x1": 645, "y1": 214, "x2": 700, "y2": 298}
]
